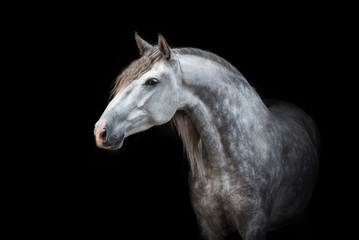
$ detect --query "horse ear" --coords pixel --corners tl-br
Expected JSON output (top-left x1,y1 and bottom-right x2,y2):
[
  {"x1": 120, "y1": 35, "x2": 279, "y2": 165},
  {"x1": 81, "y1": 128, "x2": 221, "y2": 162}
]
[
  {"x1": 158, "y1": 34, "x2": 173, "y2": 60},
  {"x1": 135, "y1": 32, "x2": 153, "y2": 56}
]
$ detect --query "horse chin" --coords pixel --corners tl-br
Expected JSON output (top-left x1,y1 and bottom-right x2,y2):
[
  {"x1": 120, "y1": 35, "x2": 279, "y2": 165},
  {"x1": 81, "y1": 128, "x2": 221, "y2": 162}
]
[
  {"x1": 99, "y1": 134, "x2": 125, "y2": 151},
  {"x1": 110, "y1": 135, "x2": 125, "y2": 150}
]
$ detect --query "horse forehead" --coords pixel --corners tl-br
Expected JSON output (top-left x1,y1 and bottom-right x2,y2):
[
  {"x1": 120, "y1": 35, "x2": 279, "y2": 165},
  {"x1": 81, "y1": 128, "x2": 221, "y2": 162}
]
[
  {"x1": 137, "y1": 60, "x2": 174, "y2": 81},
  {"x1": 151, "y1": 60, "x2": 170, "y2": 72},
  {"x1": 132, "y1": 60, "x2": 167, "y2": 80}
]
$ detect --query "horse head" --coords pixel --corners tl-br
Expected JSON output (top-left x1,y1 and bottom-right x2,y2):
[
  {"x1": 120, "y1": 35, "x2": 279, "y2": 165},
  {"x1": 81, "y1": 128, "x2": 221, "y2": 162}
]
[{"x1": 94, "y1": 33, "x2": 182, "y2": 150}]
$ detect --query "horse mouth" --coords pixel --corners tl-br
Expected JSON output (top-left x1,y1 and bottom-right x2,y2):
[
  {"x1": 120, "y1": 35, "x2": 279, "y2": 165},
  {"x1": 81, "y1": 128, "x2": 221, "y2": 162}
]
[
  {"x1": 106, "y1": 135, "x2": 125, "y2": 150},
  {"x1": 113, "y1": 135, "x2": 125, "y2": 150},
  {"x1": 97, "y1": 134, "x2": 125, "y2": 150}
]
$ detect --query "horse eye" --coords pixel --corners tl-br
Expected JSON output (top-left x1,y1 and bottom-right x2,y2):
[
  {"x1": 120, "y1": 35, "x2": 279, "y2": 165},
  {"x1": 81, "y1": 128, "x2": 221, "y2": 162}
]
[{"x1": 145, "y1": 78, "x2": 159, "y2": 86}]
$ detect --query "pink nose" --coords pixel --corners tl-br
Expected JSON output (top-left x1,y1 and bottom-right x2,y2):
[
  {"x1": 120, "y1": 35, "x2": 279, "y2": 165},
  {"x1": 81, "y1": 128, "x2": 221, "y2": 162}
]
[{"x1": 94, "y1": 120, "x2": 109, "y2": 149}]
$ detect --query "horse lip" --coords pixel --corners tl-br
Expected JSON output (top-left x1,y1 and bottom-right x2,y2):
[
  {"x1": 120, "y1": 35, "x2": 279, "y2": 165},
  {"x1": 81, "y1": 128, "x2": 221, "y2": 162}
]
[
  {"x1": 107, "y1": 134, "x2": 125, "y2": 150},
  {"x1": 99, "y1": 134, "x2": 125, "y2": 150},
  {"x1": 111, "y1": 135, "x2": 125, "y2": 150}
]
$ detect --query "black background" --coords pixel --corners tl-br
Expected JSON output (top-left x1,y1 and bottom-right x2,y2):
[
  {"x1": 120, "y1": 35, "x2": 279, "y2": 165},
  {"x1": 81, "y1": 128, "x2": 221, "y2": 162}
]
[{"x1": 7, "y1": 3, "x2": 354, "y2": 239}]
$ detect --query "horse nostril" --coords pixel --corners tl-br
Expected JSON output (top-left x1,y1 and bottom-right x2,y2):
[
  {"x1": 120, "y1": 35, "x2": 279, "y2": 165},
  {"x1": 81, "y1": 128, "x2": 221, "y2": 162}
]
[
  {"x1": 100, "y1": 128, "x2": 107, "y2": 141},
  {"x1": 95, "y1": 120, "x2": 108, "y2": 148}
]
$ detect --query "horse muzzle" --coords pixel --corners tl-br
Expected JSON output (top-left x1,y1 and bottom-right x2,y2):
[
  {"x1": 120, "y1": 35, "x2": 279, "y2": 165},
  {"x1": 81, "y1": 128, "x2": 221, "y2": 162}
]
[{"x1": 94, "y1": 119, "x2": 125, "y2": 150}]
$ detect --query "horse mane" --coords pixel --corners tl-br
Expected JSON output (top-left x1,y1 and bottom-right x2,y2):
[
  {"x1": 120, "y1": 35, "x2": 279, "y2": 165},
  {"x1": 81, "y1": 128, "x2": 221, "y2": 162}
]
[{"x1": 172, "y1": 111, "x2": 205, "y2": 179}]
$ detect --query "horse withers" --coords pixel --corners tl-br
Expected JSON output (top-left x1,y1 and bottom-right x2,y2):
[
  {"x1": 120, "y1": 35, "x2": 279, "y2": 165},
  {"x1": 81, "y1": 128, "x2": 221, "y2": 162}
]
[{"x1": 94, "y1": 33, "x2": 319, "y2": 240}]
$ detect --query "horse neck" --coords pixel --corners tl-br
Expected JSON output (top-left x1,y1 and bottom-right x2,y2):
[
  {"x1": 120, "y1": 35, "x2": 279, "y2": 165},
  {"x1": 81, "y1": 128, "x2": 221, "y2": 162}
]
[{"x1": 174, "y1": 53, "x2": 271, "y2": 179}]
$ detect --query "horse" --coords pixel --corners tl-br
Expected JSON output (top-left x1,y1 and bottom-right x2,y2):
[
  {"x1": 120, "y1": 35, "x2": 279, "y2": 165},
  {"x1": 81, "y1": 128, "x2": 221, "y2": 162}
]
[{"x1": 94, "y1": 33, "x2": 320, "y2": 240}]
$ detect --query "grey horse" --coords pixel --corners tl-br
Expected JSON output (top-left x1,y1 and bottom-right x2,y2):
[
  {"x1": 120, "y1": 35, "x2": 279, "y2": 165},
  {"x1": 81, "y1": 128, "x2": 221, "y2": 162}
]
[{"x1": 94, "y1": 33, "x2": 320, "y2": 240}]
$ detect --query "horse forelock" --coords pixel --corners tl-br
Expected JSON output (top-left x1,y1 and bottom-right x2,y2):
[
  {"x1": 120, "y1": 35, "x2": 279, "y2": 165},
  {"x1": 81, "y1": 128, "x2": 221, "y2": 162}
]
[{"x1": 110, "y1": 48, "x2": 163, "y2": 98}]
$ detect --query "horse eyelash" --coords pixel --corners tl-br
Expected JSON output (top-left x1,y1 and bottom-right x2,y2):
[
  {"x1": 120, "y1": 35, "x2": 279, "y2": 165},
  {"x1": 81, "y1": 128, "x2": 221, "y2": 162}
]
[{"x1": 144, "y1": 78, "x2": 159, "y2": 86}]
